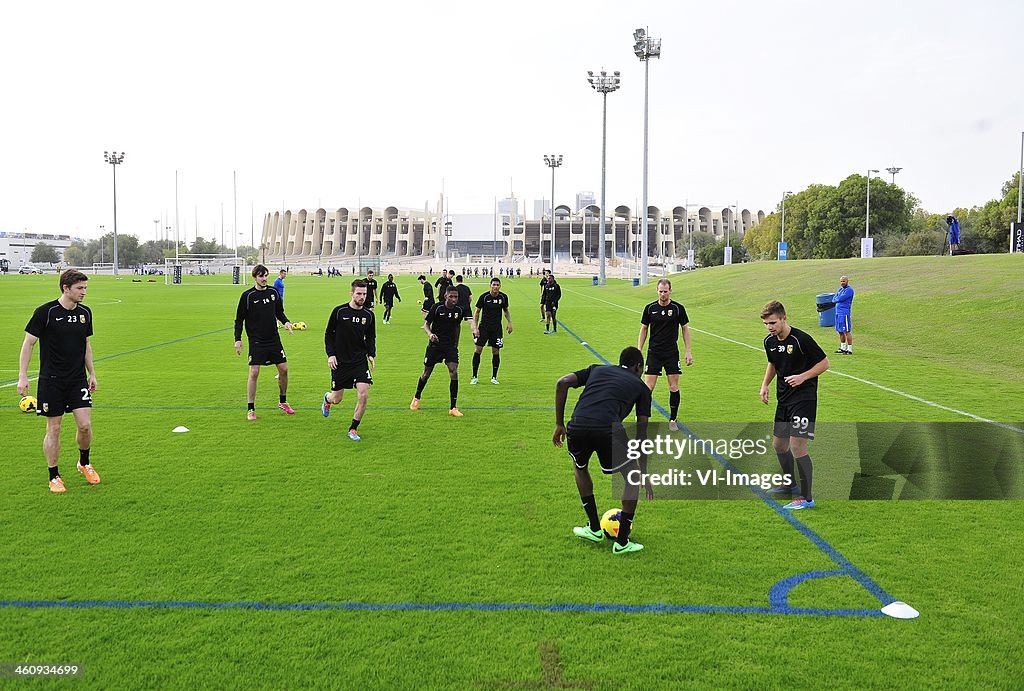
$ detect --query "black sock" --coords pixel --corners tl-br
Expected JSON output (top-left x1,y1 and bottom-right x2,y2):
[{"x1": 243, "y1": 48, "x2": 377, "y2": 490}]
[
  {"x1": 247, "y1": 402, "x2": 255, "y2": 411},
  {"x1": 581, "y1": 495, "x2": 600, "y2": 532},
  {"x1": 415, "y1": 376, "x2": 427, "y2": 399},
  {"x1": 777, "y1": 450, "x2": 795, "y2": 486},
  {"x1": 795, "y1": 454, "x2": 813, "y2": 500},
  {"x1": 492, "y1": 353, "x2": 500, "y2": 378},
  {"x1": 449, "y1": 379, "x2": 458, "y2": 409},
  {"x1": 350, "y1": 419, "x2": 360, "y2": 430},
  {"x1": 279, "y1": 394, "x2": 287, "y2": 404},
  {"x1": 79, "y1": 448, "x2": 90, "y2": 466},
  {"x1": 617, "y1": 511, "x2": 635, "y2": 546},
  {"x1": 48, "y1": 465, "x2": 60, "y2": 481},
  {"x1": 472, "y1": 352, "x2": 481, "y2": 377},
  {"x1": 669, "y1": 390, "x2": 680, "y2": 420}
]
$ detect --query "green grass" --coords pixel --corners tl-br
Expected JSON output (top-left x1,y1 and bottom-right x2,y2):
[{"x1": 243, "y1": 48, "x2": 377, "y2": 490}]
[{"x1": 1, "y1": 256, "x2": 1023, "y2": 688}]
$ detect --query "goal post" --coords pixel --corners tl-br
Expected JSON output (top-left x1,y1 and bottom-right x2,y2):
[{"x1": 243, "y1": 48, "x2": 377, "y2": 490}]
[{"x1": 165, "y1": 255, "x2": 249, "y2": 286}]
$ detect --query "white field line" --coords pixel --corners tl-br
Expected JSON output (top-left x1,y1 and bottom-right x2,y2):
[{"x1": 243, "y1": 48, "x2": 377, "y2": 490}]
[{"x1": 563, "y1": 287, "x2": 1023, "y2": 433}]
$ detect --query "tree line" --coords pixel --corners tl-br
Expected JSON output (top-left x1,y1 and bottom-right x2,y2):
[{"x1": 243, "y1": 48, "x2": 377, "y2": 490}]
[
  {"x1": 33, "y1": 235, "x2": 258, "y2": 268},
  {"x1": 739, "y1": 171, "x2": 1021, "y2": 262}
]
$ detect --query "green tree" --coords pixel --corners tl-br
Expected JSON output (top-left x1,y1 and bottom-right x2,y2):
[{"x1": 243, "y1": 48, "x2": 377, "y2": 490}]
[
  {"x1": 62, "y1": 240, "x2": 90, "y2": 267},
  {"x1": 31, "y1": 242, "x2": 59, "y2": 263}
]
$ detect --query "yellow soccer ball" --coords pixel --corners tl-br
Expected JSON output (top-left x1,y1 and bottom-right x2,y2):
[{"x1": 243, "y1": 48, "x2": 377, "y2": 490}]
[
  {"x1": 19, "y1": 395, "x2": 38, "y2": 413},
  {"x1": 600, "y1": 508, "x2": 623, "y2": 539}
]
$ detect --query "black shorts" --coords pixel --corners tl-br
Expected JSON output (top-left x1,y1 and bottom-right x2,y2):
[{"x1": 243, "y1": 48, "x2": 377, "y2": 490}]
[
  {"x1": 645, "y1": 348, "x2": 681, "y2": 376},
  {"x1": 566, "y1": 427, "x2": 632, "y2": 474},
  {"x1": 545, "y1": 302, "x2": 559, "y2": 314},
  {"x1": 424, "y1": 344, "x2": 459, "y2": 366},
  {"x1": 331, "y1": 359, "x2": 373, "y2": 390},
  {"x1": 475, "y1": 325, "x2": 504, "y2": 349},
  {"x1": 774, "y1": 398, "x2": 817, "y2": 439},
  {"x1": 249, "y1": 343, "x2": 287, "y2": 366},
  {"x1": 366, "y1": 299, "x2": 375, "y2": 309},
  {"x1": 36, "y1": 376, "x2": 92, "y2": 417},
  {"x1": 421, "y1": 298, "x2": 435, "y2": 312}
]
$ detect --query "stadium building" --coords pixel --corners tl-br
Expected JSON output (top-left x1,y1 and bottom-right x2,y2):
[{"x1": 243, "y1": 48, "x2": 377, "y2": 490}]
[
  {"x1": 260, "y1": 199, "x2": 765, "y2": 263},
  {"x1": 0, "y1": 231, "x2": 82, "y2": 268}
]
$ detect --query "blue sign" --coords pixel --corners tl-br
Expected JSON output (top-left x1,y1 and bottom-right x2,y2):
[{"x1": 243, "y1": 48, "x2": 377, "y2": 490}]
[{"x1": 778, "y1": 241, "x2": 788, "y2": 261}]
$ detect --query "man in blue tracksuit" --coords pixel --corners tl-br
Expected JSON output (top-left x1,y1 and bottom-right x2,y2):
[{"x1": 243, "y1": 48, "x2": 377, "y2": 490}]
[{"x1": 833, "y1": 275, "x2": 854, "y2": 355}]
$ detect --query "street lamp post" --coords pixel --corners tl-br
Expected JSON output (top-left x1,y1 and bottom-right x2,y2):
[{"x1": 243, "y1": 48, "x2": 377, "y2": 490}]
[
  {"x1": 99, "y1": 225, "x2": 105, "y2": 264},
  {"x1": 587, "y1": 69, "x2": 621, "y2": 286},
  {"x1": 780, "y1": 190, "x2": 793, "y2": 260},
  {"x1": 865, "y1": 169, "x2": 879, "y2": 238},
  {"x1": 886, "y1": 166, "x2": 902, "y2": 184},
  {"x1": 103, "y1": 151, "x2": 125, "y2": 275},
  {"x1": 444, "y1": 220, "x2": 453, "y2": 263},
  {"x1": 634, "y1": 27, "x2": 661, "y2": 286},
  {"x1": 543, "y1": 154, "x2": 562, "y2": 273}
]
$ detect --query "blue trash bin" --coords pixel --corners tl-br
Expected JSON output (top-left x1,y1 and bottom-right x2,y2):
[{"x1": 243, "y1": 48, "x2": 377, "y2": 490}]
[
  {"x1": 592, "y1": 275, "x2": 598, "y2": 286},
  {"x1": 632, "y1": 277, "x2": 640, "y2": 287},
  {"x1": 816, "y1": 293, "x2": 836, "y2": 328}
]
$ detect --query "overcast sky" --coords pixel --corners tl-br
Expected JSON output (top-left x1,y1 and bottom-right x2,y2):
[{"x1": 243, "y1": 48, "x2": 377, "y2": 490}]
[{"x1": 2, "y1": 0, "x2": 1021, "y2": 244}]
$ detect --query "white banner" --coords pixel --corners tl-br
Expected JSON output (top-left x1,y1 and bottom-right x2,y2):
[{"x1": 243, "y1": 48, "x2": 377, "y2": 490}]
[
  {"x1": 724, "y1": 246, "x2": 733, "y2": 266},
  {"x1": 860, "y1": 237, "x2": 874, "y2": 259}
]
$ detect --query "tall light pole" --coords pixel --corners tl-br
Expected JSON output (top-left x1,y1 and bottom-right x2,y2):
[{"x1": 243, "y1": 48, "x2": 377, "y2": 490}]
[
  {"x1": 886, "y1": 166, "x2": 902, "y2": 184},
  {"x1": 588, "y1": 69, "x2": 621, "y2": 286},
  {"x1": 103, "y1": 151, "x2": 125, "y2": 274},
  {"x1": 865, "y1": 169, "x2": 879, "y2": 238},
  {"x1": 543, "y1": 154, "x2": 562, "y2": 273},
  {"x1": 634, "y1": 27, "x2": 661, "y2": 286},
  {"x1": 153, "y1": 219, "x2": 160, "y2": 245},
  {"x1": 1018, "y1": 132, "x2": 1023, "y2": 225},
  {"x1": 99, "y1": 225, "x2": 105, "y2": 264}
]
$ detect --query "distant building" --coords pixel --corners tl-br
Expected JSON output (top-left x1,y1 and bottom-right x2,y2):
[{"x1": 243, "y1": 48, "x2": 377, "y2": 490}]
[
  {"x1": 260, "y1": 199, "x2": 765, "y2": 264},
  {"x1": 575, "y1": 191, "x2": 596, "y2": 211},
  {"x1": 0, "y1": 232, "x2": 81, "y2": 267}
]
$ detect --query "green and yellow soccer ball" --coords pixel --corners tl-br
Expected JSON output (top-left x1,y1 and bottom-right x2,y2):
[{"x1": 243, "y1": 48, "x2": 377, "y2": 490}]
[
  {"x1": 601, "y1": 508, "x2": 623, "y2": 539},
  {"x1": 19, "y1": 396, "x2": 37, "y2": 413}
]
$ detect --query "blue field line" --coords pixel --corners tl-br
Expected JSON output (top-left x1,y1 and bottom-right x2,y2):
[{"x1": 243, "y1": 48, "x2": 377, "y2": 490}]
[
  {"x1": 0, "y1": 598, "x2": 883, "y2": 618},
  {"x1": 0, "y1": 327, "x2": 233, "y2": 387},
  {"x1": 556, "y1": 319, "x2": 899, "y2": 610}
]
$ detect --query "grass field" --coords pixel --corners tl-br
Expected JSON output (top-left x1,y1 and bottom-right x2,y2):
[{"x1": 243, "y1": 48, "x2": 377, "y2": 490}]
[{"x1": 2, "y1": 255, "x2": 1023, "y2": 688}]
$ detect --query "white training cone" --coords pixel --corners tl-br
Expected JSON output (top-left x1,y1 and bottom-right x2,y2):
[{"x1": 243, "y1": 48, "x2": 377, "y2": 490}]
[
  {"x1": 172, "y1": 426, "x2": 190, "y2": 433},
  {"x1": 881, "y1": 601, "x2": 919, "y2": 619}
]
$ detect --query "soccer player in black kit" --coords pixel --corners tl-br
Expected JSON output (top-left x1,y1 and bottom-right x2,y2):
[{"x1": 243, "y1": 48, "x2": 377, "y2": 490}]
[
  {"x1": 322, "y1": 280, "x2": 376, "y2": 441},
  {"x1": 418, "y1": 274, "x2": 435, "y2": 315},
  {"x1": 410, "y1": 287, "x2": 478, "y2": 417},
  {"x1": 454, "y1": 274, "x2": 472, "y2": 322},
  {"x1": 553, "y1": 347, "x2": 653, "y2": 554},
  {"x1": 759, "y1": 300, "x2": 830, "y2": 510},
  {"x1": 471, "y1": 277, "x2": 513, "y2": 385},
  {"x1": 380, "y1": 273, "x2": 401, "y2": 324},
  {"x1": 363, "y1": 269, "x2": 379, "y2": 310},
  {"x1": 234, "y1": 264, "x2": 295, "y2": 421},
  {"x1": 542, "y1": 273, "x2": 561, "y2": 334},
  {"x1": 637, "y1": 279, "x2": 693, "y2": 432},
  {"x1": 18, "y1": 270, "x2": 101, "y2": 493}
]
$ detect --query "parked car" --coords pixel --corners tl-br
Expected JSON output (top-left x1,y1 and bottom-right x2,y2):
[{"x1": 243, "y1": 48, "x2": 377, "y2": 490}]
[{"x1": 19, "y1": 265, "x2": 43, "y2": 274}]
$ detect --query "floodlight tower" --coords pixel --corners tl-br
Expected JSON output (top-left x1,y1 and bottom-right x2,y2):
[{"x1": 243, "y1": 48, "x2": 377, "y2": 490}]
[
  {"x1": 103, "y1": 150, "x2": 125, "y2": 275},
  {"x1": 542, "y1": 154, "x2": 563, "y2": 273},
  {"x1": 886, "y1": 166, "x2": 903, "y2": 184},
  {"x1": 587, "y1": 68, "x2": 621, "y2": 286},
  {"x1": 633, "y1": 27, "x2": 661, "y2": 286}
]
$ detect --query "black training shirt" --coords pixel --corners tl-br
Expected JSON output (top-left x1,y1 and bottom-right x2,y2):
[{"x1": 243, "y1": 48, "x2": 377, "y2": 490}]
[
  {"x1": 764, "y1": 327, "x2": 827, "y2": 404},
  {"x1": 25, "y1": 300, "x2": 93, "y2": 379},
  {"x1": 475, "y1": 291, "x2": 510, "y2": 328},
  {"x1": 568, "y1": 364, "x2": 652, "y2": 430},
  {"x1": 325, "y1": 304, "x2": 376, "y2": 363},
  {"x1": 455, "y1": 283, "x2": 472, "y2": 312},
  {"x1": 641, "y1": 300, "x2": 689, "y2": 353},
  {"x1": 364, "y1": 277, "x2": 378, "y2": 303},
  {"x1": 234, "y1": 286, "x2": 289, "y2": 346},
  {"x1": 425, "y1": 303, "x2": 470, "y2": 347}
]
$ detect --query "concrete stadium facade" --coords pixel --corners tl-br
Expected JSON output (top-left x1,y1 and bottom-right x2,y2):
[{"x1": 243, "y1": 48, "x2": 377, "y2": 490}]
[{"x1": 261, "y1": 202, "x2": 766, "y2": 262}]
